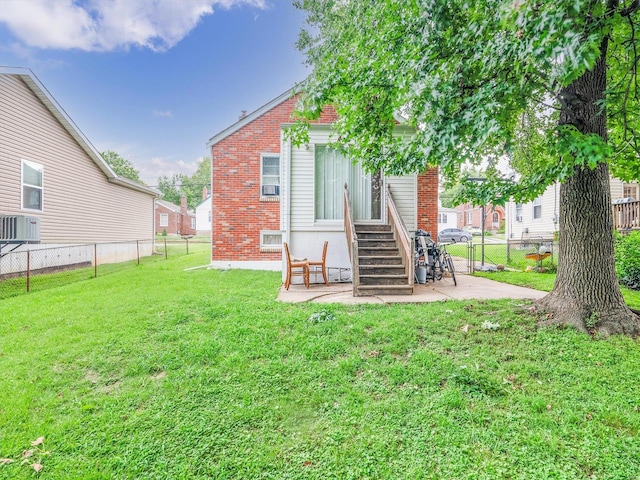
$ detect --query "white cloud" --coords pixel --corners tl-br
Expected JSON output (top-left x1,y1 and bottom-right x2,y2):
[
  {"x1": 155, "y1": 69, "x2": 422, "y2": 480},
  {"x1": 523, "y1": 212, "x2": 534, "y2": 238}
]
[
  {"x1": 152, "y1": 109, "x2": 173, "y2": 118},
  {"x1": 0, "y1": 0, "x2": 268, "y2": 52},
  {"x1": 138, "y1": 155, "x2": 201, "y2": 185}
]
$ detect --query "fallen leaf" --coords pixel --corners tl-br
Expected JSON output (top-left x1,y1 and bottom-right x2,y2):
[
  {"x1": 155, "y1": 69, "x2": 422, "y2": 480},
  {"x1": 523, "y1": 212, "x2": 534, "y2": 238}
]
[
  {"x1": 368, "y1": 350, "x2": 379, "y2": 358},
  {"x1": 460, "y1": 324, "x2": 470, "y2": 333},
  {"x1": 546, "y1": 404, "x2": 552, "y2": 410},
  {"x1": 22, "y1": 449, "x2": 34, "y2": 458},
  {"x1": 586, "y1": 413, "x2": 593, "y2": 420},
  {"x1": 31, "y1": 463, "x2": 43, "y2": 472},
  {"x1": 31, "y1": 437, "x2": 44, "y2": 447},
  {"x1": 0, "y1": 458, "x2": 14, "y2": 465},
  {"x1": 303, "y1": 461, "x2": 313, "y2": 467}
]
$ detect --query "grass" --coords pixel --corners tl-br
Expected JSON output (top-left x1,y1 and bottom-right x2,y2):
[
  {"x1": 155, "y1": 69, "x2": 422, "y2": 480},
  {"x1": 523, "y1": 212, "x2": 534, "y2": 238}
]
[
  {"x1": 1, "y1": 248, "x2": 639, "y2": 479},
  {"x1": 474, "y1": 270, "x2": 640, "y2": 310}
]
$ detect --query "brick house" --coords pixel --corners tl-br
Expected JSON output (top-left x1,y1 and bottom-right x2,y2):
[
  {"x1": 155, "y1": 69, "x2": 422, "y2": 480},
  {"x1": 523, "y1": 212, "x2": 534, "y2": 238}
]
[
  {"x1": 456, "y1": 203, "x2": 505, "y2": 233},
  {"x1": 155, "y1": 197, "x2": 196, "y2": 236},
  {"x1": 206, "y1": 89, "x2": 438, "y2": 278}
]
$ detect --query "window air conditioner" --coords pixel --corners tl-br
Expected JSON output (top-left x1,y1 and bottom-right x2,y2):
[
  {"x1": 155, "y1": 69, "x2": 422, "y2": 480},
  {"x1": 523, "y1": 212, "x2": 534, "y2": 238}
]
[
  {"x1": 261, "y1": 185, "x2": 279, "y2": 196},
  {"x1": 516, "y1": 215, "x2": 523, "y2": 222},
  {"x1": 0, "y1": 215, "x2": 41, "y2": 243}
]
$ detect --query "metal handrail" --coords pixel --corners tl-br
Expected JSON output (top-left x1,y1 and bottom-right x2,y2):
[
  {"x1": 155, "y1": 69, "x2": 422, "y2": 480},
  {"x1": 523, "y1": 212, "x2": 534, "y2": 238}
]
[
  {"x1": 343, "y1": 183, "x2": 359, "y2": 295},
  {"x1": 386, "y1": 185, "x2": 414, "y2": 287}
]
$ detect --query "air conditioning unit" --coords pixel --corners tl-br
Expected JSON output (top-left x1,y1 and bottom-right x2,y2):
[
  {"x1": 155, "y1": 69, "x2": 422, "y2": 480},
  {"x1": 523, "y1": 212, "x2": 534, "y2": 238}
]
[
  {"x1": 516, "y1": 215, "x2": 523, "y2": 222},
  {"x1": 261, "y1": 185, "x2": 279, "y2": 196},
  {"x1": 0, "y1": 215, "x2": 41, "y2": 243}
]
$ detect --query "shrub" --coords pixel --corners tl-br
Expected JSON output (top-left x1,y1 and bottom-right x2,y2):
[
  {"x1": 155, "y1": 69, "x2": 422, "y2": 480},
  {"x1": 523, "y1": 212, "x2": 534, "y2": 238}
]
[
  {"x1": 162, "y1": 228, "x2": 167, "y2": 237},
  {"x1": 615, "y1": 231, "x2": 640, "y2": 290}
]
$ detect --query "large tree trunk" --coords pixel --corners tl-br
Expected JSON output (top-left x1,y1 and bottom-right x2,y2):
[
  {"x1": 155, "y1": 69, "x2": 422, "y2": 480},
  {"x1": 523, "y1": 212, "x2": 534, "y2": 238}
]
[{"x1": 536, "y1": 35, "x2": 640, "y2": 337}]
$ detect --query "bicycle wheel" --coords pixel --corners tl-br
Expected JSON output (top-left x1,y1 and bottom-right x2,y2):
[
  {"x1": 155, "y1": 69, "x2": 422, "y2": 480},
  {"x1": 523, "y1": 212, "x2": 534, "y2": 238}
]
[{"x1": 445, "y1": 254, "x2": 457, "y2": 286}]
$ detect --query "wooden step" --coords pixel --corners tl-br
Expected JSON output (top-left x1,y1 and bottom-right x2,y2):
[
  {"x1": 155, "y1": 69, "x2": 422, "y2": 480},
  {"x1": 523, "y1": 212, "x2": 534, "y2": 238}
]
[
  {"x1": 356, "y1": 285, "x2": 414, "y2": 296},
  {"x1": 354, "y1": 224, "x2": 392, "y2": 232},
  {"x1": 358, "y1": 246, "x2": 399, "y2": 256},
  {"x1": 358, "y1": 255, "x2": 404, "y2": 266},
  {"x1": 358, "y1": 238, "x2": 398, "y2": 248},
  {"x1": 359, "y1": 265, "x2": 406, "y2": 275},
  {"x1": 359, "y1": 274, "x2": 409, "y2": 285},
  {"x1": 356, "y1": 231, "x2": 395, "y2": 240}
]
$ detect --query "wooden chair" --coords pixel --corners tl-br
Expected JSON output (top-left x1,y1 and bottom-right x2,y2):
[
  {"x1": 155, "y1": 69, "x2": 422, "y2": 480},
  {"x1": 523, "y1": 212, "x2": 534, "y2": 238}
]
[
  {"x1": 308, "y1": 241, "x2": 329, "y2": 286},
  {"x1": 284, "y1": 242, "x2": 309, "y2": 289}
]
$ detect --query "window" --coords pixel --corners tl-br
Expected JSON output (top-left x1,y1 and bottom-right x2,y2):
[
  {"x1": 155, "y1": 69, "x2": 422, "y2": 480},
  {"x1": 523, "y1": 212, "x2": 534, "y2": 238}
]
[
  {"x1": 261, "y1": 154, "x2": 280, "y2": 196},
  {"x1": 466, "y1": 212, "x2": 473, "y2": 224},
  {"x1": 261, "y1": 231, "x2": 282, "y2": 250},
  {"x1": 623, "y1": 184, "x2": 638, "y2": 200},
  {"x1": 22, "y1": 160, "x2": 43, "y2": 211},
  {"x1": 191, "y1": 218, "x2": 195, "y2": 229},
  {"x1": 315, "y1": 146, "x2": 381, "y2": 221},
  {"x1": 438, "y1": 213, "x2": 448, "y2": 224},
  {"x1": 515, "y1": 203, "x2": 523, "y2": 221},
  {"x1": 533, "y1": 196, "x2": 542, "y2": 219},
  {"x1": 159, "y1": 213, "x2": 169, "y2": 227}
]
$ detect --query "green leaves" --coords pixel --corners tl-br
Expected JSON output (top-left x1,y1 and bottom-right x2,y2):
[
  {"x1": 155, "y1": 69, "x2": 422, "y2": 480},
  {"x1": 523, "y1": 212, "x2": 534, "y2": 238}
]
[{"x1": 293, "y1": 0, "x2": 639, "y2": 205}]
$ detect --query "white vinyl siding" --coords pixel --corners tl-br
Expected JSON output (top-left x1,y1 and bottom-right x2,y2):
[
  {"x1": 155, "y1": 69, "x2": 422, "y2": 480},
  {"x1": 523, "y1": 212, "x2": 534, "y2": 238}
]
[{"x1": 0, "y1": 73, "x2": 155, "y2": 243}]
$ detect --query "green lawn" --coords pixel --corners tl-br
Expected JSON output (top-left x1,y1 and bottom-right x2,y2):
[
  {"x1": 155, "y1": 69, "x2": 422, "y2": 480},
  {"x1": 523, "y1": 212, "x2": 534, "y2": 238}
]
[
  {"x1": 1, "y1": 249, "x2": 639, "y2": 479},
  {"x1": 474, "y1": 270, "x2": 640, "y2": 310}
]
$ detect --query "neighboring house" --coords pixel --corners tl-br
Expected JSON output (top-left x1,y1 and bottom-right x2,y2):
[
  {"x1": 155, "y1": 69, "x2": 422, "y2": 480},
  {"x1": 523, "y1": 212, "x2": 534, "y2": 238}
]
[
  {"x1": 0, "y1": 67, "x2": 158, "y2": 250},
  {"x1": 455, "y1": 203, "x2": 505, "y2": 233},
  {"x1": 206, "y1": 89, "x2": 439, "y2": 279},
  {"x1": 437, "y1": 207, "x2": 459, "y2": 231},
  {"x1": 504, "y1": 178, "x2": 640, "y2": 241},
  {"x1": 155, "y1": 197, "x2": 196, "y2": 236},
  {"x1": 195, "y1": 187, "x2": 212, "y2": 236}
]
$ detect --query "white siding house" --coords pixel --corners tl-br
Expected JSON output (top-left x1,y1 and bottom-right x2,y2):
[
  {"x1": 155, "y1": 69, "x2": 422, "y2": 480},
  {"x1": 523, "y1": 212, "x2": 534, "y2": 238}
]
[
  {"x1": 437, "y1": 207, "x2": 459, "y2": 231},
  {"x1": 505, "y1": 178, "x2": 639, "y2": 241},
  {"x1": 0, "y1": 67, "x2": 159, "y2": 255},
  {"x1": 195, "y1": 195, "x2": 212, "y2": 236}
]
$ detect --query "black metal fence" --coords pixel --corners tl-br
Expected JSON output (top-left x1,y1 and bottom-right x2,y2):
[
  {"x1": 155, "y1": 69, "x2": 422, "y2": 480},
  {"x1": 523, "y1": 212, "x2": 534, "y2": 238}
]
[{"x1": 0, "y1": 238, "x2": 205, "y2": 299}]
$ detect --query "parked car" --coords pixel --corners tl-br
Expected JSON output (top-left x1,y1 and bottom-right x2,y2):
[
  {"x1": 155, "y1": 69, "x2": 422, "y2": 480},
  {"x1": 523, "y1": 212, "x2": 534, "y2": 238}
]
[
  {"x1": 438, "y1": 228, "x2": 470, "y2": 243},
  {"x1": 463, "y1": 226, "x2": 482, "y2": 236}
]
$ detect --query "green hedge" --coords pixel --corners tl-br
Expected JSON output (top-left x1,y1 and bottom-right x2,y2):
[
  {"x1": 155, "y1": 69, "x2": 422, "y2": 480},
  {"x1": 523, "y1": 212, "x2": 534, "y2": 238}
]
[{"x1": 615, "y1": 231, "x2": 640, "y2": 290}]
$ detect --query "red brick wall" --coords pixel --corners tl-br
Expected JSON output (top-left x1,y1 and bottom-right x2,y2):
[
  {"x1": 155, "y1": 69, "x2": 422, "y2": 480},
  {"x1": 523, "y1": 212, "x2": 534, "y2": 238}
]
[
  {"x1": 155, "y1": 203, "x2": 196, "y2": 236},
  {"x1": 417, "y1": 167, "x2": 439, "y2": 237},
  {"x1": 155, "y1": 204, "x2": 179, "y2": 235},
  {"x1": 211, "y1": 96, "x2": 338, "y2": 262}
]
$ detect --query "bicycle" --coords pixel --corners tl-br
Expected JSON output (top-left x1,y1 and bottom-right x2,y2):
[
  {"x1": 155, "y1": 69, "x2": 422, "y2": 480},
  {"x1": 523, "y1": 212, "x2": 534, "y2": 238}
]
[{"x1": 414, "y1": 231, "x2": 457, "y2": 286}]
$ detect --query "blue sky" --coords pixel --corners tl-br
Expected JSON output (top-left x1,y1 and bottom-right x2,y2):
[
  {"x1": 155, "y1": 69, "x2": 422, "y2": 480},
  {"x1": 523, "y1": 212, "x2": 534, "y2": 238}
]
[{"x1": 0, "y1": 0, "x2": 310, "y2": 184}]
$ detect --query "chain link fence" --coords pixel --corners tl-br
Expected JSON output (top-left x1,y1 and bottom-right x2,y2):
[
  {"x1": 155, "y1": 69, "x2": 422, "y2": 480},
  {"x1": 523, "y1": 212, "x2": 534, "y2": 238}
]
[
  {"x1": 0, "y1": 238, "x2": 205, "y2": 299},
  {"x1": 445, "y1": 238, "x2": 557, "y2": 273}
]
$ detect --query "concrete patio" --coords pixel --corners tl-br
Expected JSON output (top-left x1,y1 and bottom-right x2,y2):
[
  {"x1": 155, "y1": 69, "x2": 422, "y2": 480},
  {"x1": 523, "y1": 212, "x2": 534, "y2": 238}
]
[{"x1": 277, "y1": 273, "x2": 547, "y2": 304}]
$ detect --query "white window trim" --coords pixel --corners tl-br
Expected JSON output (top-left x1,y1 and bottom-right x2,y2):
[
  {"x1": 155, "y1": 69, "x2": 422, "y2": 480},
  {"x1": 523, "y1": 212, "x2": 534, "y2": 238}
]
[
  {"x1": 21, "y1": 159, "x2": 44, "y2": 212},
  {"x1": 260, "y1": 230, "x2": 283, "y2": 252},
  {"x1": 260, "y1": 153, "x2": 280, "y2": 198},
  {"x1": 159, "y1": 213, "x2": 169, "y2": 227}
]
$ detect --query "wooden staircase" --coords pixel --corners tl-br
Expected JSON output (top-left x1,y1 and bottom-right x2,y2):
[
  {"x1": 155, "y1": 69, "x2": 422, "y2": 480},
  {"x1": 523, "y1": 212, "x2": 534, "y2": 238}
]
[{"x1": 354, "y1": 223, "x2": 413, "y2": 296}]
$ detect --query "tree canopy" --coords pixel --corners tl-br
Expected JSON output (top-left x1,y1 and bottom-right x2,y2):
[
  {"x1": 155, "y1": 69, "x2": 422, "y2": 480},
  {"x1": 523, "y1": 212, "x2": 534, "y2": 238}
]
[
  {"x1": 101, "y1": 150, "x2": 144, "y2": 184},
  {"x1": 293, "y1": 0, "x2": 640, "y2": 335},
  {"x1": 156, "y1": 157, "x2": 211, "y2": 209},
  {"x1": 292, "y1": 0, "x2": 638, "y2": 198}
]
